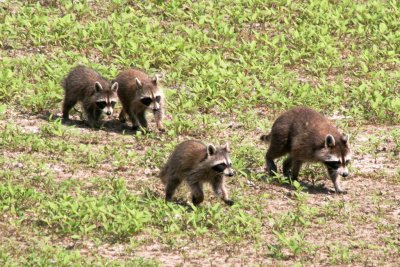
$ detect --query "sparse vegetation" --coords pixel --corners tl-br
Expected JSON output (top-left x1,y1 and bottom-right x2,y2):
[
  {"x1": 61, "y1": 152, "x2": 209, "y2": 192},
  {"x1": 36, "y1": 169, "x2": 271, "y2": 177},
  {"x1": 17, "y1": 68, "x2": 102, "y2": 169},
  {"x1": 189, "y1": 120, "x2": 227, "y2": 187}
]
[{"x1": 1, "y1": 0, "x2": 399, "y2": 266}]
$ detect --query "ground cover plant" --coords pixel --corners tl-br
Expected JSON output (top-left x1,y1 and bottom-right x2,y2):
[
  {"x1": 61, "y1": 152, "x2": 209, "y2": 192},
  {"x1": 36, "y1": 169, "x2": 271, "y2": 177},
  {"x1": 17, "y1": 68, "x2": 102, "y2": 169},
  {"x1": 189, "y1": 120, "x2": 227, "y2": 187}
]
[{"x1": 0, "y1": 0, "x2": 399, "y2": 265}]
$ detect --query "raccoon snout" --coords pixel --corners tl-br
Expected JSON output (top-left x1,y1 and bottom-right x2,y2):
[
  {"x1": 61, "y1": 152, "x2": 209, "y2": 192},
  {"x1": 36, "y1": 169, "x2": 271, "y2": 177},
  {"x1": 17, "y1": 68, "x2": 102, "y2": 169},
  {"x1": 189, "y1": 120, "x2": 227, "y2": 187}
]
[
  {"x1": 152, "y1": 108, "x2": 160, "y2": 112},
  {"x1": 341, "y1": 171, "x2": 349, "y2": 177},
  {"x1": 106, "y1": 111, "x2": 112, "y2": 116},
  {"x1": 226, "y1": 171, "x2": 234, "y2": 177}
]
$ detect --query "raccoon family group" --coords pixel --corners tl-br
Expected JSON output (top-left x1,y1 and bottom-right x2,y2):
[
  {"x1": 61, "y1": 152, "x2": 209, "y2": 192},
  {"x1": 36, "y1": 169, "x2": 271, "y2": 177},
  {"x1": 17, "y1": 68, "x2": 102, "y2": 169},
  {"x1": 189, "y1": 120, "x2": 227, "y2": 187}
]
[{"x1": 62, "y1": 66, "x2": 352, "y2": 206}]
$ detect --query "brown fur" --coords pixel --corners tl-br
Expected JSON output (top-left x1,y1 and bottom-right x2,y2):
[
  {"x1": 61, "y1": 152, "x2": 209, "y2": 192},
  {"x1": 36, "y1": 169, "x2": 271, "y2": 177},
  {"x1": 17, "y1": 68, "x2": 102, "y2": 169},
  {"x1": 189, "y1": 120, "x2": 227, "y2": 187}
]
[
  {"x1": 160, "y1": 140, "x2": 234, "y2": 206},
  {"x1": 262, "y1": 107, "x2": 351, "y2": 193},
  {"x1": 61, "y1": 65, "x2": 118, "y2": 127},
  {"x1": 115, "y1": 68, "x2": 165, "y2": 132}
]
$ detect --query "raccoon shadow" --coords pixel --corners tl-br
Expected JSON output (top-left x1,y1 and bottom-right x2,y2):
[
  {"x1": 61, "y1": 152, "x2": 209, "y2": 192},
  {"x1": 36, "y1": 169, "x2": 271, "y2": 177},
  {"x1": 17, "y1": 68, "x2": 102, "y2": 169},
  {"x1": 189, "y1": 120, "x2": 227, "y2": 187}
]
[
  {"x1": 39, "y1": 111, "x2": 136, "y2": 134},
  {"x1": 142, "y1": 189, "x2": 194, "y2": 211},
  {"x1": 282, "y1": 181, "x2": 333, "y2": 195},
  {"x1": 261, "y1": 174, "x2": 334, "y2": 195},
  {"x1": 298, "y1": 181, "x2": 334, "y2": 195},
  {"x1": 94, "y1": 120, "x2": 136, "y2": 134}
]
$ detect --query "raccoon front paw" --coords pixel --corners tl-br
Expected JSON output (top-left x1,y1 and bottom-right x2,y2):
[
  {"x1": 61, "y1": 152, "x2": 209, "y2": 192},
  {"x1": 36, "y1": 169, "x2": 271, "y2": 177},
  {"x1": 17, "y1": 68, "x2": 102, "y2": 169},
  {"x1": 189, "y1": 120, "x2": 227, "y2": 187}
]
[
  {"x1": 192, "y1": 195, "x2": 204, "y2": 206},
  {"x1": 336, "y1": 189, "x2": 347, "y2": 194},
  {"x1": 224, "y1": 199, "x2": 234, "y2": 206},
  {"x1": 156, "y1": 122, "x2": 165, "y2": 132},
  {"x1": 132, "y1": 125, "x2": 140, "y2": 132},
  {"x1": 330, "y1": 188, "x2": 347, "y2": 194}
]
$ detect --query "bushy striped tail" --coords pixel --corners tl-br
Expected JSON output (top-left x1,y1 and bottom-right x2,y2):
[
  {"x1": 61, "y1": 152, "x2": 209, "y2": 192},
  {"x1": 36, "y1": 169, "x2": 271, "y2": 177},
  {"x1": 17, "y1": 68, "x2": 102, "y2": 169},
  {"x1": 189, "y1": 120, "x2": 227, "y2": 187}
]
[{"x1": 260, "y1": 133, "x2": 271, "y2": 143}]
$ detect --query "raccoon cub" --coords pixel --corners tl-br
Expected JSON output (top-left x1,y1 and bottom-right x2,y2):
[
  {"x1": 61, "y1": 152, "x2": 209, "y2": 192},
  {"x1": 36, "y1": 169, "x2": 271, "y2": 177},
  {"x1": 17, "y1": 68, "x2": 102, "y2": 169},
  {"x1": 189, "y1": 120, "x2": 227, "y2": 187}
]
[
  {"x1": 261, "y1": 107, "x2": 351, "y2": 193},
  {"x1": 115, "y1": 68, "x2": 165, "y2": 132},
  {"x1": 62, "y1": 65, "x2": 118, "y2": 127},
  {"x1": 160, "y1": 140, "x2": 235, "y2": 206}
]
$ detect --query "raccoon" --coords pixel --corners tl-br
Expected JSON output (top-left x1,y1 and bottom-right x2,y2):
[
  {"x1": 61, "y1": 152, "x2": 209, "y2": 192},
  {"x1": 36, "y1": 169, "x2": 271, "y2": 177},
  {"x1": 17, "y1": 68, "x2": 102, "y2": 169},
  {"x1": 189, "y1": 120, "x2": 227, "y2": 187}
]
[
  {"x1": 114, "y1": 68, "x2": 165, "y2": 132},
  {"x1": 160, "y1": 140, "x2": 235, "y2": 206},
  {"x1": 261, "y1": 107, "x2": 351, "y2": 193},
  {"x1": 61, "y1": 65, "x2": 118, "y2": 127}
]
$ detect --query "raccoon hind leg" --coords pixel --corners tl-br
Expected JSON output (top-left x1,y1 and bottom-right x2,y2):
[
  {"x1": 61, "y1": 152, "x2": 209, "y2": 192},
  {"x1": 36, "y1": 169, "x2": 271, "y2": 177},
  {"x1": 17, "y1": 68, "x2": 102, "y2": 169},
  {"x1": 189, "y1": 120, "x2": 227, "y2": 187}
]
[
  {"x1": 266, "y1": 142, "x2": 288, "y2": 176},
  {"x1": 62, "y1": 96, "x2": 78, "y2": 121},
  {"x1": 165, "y1": 176, "x2": 182, "y2": 202},
  {"x1": 282, "y1": 156, "x2": 293, "y2": 178},
  {"x1": 290, "y1": 160, "x2": 303, "y2": 181},
  {"x1": 265, "y1": 150, "x2": 279, "y2": 176},
  {"x1": 266, "y1": 158, "x2": 277, "y2": 176}
]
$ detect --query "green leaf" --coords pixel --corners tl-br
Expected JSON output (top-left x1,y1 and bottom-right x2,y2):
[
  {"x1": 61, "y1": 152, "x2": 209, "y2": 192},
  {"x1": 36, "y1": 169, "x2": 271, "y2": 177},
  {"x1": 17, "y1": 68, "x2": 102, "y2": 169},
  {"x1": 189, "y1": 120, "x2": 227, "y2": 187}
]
[
  {"x1": 0, "y1": 104, "x2": 6, "y2": 116},
  {"x1": 379, "y1": 22, "x2": 387, "y2": 33},
  {"x1": 71, "y1": 235, "x2": 81, "y2": 240}
]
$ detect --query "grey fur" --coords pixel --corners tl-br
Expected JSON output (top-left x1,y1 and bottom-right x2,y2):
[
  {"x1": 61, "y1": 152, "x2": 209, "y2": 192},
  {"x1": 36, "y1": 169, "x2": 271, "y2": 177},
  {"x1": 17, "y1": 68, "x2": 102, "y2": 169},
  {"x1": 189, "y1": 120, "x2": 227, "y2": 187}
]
[
  {"x1": 115, "y1": 69, "x2": 165, "y2": 132},
  {"x1": 61, "y1": 65, "x2": 118, "y2": 127},
  {"x1": 261, "y1": 107, "x2": 352, "y2": 193},
  {"x1": 160, "y1": 140, "x2": 234, "y2": 206}
]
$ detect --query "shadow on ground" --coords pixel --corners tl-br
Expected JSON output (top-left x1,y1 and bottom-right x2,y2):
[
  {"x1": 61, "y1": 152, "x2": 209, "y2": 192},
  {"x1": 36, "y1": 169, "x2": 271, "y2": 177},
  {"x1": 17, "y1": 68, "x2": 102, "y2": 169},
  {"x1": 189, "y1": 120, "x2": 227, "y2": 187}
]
[{"x1": 39, "y1": 111, "x2": 137, "y2": 134}]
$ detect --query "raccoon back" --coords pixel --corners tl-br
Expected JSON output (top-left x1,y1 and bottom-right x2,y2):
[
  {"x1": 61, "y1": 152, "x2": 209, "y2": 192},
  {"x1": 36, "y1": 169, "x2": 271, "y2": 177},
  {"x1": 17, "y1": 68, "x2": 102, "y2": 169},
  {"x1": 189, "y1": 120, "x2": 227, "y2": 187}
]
[
  {"x1": 115, "y1": 69, "x2": 151, "y2": 103},
  {"x1": 287, "y1": 107, "x2": 340, "y2": 143},
  {"x1": 270, "y1": 107, "x2": 342, "y2": 156},
  {"x1": 62, "y1": 66, "x2": 109, "y2": 99},
  {"x1": 260, "y1": 134, "x2": 270, "y2": 143},
  {"x1": 160, "y1": 141, "x2": 207, "y2": 183}
]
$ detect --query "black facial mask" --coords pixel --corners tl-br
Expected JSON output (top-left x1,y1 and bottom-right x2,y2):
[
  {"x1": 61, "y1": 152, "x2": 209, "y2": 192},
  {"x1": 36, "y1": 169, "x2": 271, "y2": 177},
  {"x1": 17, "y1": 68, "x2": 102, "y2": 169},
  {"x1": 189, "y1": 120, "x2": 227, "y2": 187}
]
[
  {"x1": 96, "y1": 101, "x2": 107, "y2": 109},
  {"x1": 212, "y1": 163, "x2": 227, "y2": 173},
  {"x1": 324, "y1": 161, "x2": 341, "y2": 169},
  {"x1": 140, "y1": 97, "x2": 152, "y2": 106}
]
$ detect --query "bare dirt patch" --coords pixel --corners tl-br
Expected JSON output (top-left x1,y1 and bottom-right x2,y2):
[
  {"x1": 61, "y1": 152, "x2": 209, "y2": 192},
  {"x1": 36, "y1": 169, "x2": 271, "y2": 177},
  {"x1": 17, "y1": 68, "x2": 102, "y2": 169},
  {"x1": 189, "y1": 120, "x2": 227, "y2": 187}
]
[{"x1": 1, "y1": 109, "x2": 400, "y2": 266}]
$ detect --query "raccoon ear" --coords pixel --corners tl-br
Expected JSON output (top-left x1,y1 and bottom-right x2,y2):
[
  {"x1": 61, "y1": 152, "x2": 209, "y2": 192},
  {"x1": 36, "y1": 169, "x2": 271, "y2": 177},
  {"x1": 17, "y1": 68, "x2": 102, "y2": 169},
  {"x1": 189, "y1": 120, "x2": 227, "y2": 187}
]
[
  {"x1": 95, "y1": 82, "x2": 103, "y2": 92},
  {"x1": 341, "y1": 134, "x2": 349, "y2": 144},
  {"x1": 135, "y1": 78, "x2": 142, "y2": 88},
  {"x1": 111, "y1": 82, "x2": 118, "y2": 92},
  {"x1": 222, "y1": 142, "x2": 230, "y2": 152},
  {"x1": 152, "y1": 75, "x2": 158, "y2": 85},
  {"x1": 325, "y1": 134, "x2": 336, "y2": 148},
  {"x1": 207, "y1": 144, "x2": 217, "y2": 156}
]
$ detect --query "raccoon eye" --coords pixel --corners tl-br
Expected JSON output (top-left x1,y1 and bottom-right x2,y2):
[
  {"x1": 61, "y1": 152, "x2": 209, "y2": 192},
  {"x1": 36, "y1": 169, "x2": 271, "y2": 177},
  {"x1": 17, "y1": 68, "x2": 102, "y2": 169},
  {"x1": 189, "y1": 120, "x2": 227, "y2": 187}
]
[
  {"x1": 140, "y1": 97, "x2": 152, "y2": 106},
  {"x1": 110, "y1": 101, "x2": 117, "y2": 108},
  {"x1": 212, "y1": 163, "x2": 227, "y2": 173},
  {"x1": 155, "y1": 95, "x2": 161, "y2": 102},
  {"x1": 96, "y1": 101, "x2": 107, "y2": 109},
  {"x1": 324, "y1": 161, "x2": 341, "y2": 169}
]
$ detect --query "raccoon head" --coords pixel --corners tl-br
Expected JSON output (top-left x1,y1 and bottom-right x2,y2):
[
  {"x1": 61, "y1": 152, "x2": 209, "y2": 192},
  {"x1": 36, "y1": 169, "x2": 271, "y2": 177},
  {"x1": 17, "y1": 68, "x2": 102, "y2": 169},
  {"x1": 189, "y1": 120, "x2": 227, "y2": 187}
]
[
  {"x1": 95, "y1": 81, "x2": 118, "y2": 116},
  {"x1": 317, "y1": 134, "x2": 352, "y2": 178},
  {"x1": 136, "y1": 77, "x2": 162, "y2": 114},
  {"x1": 205, "y1": 143, "x2": 234, "y2": 177}
]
